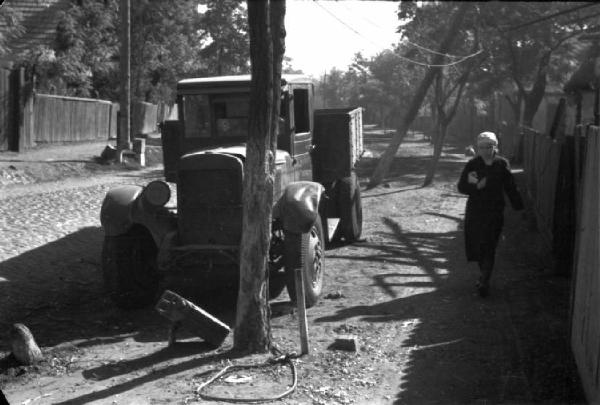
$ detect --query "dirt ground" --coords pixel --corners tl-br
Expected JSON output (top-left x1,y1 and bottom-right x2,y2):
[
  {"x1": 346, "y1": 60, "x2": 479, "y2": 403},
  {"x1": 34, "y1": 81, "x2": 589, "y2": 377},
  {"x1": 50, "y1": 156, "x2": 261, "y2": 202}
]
[{"x1": 0, "y1": 129, "x2": 584, "y2": 404}]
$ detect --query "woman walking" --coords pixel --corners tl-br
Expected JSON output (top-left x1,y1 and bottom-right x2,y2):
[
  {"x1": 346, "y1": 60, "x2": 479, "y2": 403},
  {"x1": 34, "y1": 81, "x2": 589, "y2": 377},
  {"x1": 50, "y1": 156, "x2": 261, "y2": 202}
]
[{"x1": 457, "y1": 132, "x2": 524, "y2": 297}]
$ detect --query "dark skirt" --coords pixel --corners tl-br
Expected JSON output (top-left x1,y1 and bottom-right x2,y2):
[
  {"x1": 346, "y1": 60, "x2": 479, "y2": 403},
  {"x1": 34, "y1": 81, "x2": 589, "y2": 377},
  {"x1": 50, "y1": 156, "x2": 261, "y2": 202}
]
[{"x1": 464, "y1": 209, "x2": 504, "y2": 262}]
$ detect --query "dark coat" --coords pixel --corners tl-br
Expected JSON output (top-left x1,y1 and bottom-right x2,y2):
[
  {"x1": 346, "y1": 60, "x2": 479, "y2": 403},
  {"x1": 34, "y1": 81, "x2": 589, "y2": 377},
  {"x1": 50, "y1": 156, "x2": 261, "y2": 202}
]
[{"x1": 457, "y1": 155, "x2": 524, "y2": 262}]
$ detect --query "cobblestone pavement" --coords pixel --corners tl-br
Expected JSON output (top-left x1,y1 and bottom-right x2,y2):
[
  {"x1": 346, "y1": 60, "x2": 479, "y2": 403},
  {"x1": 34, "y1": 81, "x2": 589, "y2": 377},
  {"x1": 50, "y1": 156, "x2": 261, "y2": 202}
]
[
  {"x1": 0, "y1": 168, "x2": 170, "y2": 338},
  {"x1": 0, "y1": 169, "x2": 165, "y2": 261}
]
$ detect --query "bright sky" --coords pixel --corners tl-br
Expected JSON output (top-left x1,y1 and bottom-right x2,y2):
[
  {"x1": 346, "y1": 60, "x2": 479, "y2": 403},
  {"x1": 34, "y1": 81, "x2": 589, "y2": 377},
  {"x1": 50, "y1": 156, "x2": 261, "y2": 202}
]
[{"x1": 284, "y1": 0, "x2": 401, "y2": 77}]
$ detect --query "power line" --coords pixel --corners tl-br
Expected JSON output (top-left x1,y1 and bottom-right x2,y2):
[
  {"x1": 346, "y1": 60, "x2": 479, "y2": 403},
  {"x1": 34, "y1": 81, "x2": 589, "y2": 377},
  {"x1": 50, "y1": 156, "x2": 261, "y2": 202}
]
[
  {"x1": 312, "y1": 0, "x2": 380, "y2": 48},
  {"x1": 403, "y1": 39, "x2": 466, "y2": 59},
  {"x1": 312, "y1": 0, "x2": 484, "y2": 68},
  {"x1": 337, "y1": 0, "x2": 472, "y2": 60}
]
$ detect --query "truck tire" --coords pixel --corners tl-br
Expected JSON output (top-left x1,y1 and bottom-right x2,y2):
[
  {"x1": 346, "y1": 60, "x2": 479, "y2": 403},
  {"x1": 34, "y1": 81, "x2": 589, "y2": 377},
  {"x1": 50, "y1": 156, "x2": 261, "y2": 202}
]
[
  {"x1": 102, "y1": 225, "x2": 159, "y2": 309},
  {"x1": 284, "y1": 214, "x2": 325, "y2": 308},
  {"x1": 337, "y1": 173, "x2": 363, "y2": 242}
]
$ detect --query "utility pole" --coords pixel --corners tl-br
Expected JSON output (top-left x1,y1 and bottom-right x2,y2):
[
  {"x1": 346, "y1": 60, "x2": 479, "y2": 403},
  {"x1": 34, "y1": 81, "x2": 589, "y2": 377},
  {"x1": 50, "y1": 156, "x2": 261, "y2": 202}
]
[{"x1": 118, "y1": 0, "x2": 131, "y2": 159}]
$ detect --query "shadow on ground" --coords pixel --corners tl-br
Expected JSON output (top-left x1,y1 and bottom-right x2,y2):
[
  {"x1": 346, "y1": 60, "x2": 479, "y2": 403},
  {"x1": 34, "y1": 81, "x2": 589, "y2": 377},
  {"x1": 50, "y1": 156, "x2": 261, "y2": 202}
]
[
  {"x1": 0, "y1": 226, "x2": 242, "y2": 355},
  {"x1": 318, "y1": 132, "x2": 585, "y2": 404}
]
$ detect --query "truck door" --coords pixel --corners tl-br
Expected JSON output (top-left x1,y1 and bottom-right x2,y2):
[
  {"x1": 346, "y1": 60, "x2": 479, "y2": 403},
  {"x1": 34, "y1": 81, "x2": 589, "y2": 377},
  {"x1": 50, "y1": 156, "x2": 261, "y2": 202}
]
[{"x1": 290, "y1": 84, "x2": 314, "y2": 181}]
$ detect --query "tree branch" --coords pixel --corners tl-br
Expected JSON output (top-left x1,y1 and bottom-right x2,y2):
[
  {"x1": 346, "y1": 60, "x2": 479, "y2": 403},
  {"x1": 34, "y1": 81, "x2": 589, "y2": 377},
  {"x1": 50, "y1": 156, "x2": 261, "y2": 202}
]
[{"x1": 504, "y1": 35, "x2": 526, "y2": 98}]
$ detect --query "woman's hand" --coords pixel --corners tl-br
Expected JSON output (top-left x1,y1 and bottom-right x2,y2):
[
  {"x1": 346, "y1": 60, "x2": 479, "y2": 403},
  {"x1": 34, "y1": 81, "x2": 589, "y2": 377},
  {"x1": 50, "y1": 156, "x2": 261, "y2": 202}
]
[
  {"x1": 476, "y1": 177, "x2": 487, "y2": 189},
  {"x1": 468, "y1": 171, "x2": 478, "y2": 184}
]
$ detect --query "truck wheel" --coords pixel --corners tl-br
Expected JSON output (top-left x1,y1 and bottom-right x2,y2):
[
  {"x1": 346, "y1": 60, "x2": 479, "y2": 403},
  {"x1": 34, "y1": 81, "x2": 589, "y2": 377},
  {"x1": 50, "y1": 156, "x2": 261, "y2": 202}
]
[
  {"x1": 337, "y1": 173, "x2": 363, "y2": 242},
  {"x1": 284, "y1": 214, "x2": 325, "y2": 308},
  {"x1": 102, "y1": 225, "x2": 159, "y2": 309}
]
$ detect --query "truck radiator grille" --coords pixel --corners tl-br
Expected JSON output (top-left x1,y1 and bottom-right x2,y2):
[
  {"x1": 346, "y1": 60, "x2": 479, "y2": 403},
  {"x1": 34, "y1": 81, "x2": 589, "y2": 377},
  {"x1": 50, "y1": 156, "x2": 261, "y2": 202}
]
[{"x1": 178, "y1": 169, "x2": 242, "y2": 246}]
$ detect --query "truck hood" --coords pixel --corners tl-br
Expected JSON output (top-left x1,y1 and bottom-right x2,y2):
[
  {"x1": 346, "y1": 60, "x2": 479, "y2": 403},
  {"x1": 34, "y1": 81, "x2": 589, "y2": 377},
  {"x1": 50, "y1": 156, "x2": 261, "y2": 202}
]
[{"x1": 181, "y1": 144, "x2": 290, "y2": 165}]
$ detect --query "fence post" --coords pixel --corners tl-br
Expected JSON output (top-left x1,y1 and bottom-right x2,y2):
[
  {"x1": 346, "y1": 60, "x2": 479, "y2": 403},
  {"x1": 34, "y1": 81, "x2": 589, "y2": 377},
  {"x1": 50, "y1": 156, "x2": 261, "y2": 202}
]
[
  {"x1": 19, "y1": 69, "x2": 35, "y2": 152},
  {"x1": 133, "y1": 137, "x2": 145, "y2": 167}
]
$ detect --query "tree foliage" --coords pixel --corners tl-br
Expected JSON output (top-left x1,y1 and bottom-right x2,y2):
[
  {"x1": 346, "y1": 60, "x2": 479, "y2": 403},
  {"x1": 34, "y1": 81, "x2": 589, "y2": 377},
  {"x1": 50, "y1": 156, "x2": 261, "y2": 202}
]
[
  {"x1": 0, "y1": 5, "x2": 24, "y2": 56},
  {"x1": 314, "y1": 2, "x2": 597, "y2": 130},
  {"x1": 405, "y1": 1, "x2": 599, "y2": 126},
  {"x1": 13, "y1": 0, "x2": 250, "y2": 102}
]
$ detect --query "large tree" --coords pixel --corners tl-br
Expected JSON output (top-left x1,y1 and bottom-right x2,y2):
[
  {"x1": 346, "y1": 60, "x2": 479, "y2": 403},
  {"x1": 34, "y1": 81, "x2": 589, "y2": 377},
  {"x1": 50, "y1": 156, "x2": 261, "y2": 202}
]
[
  {"x1": 423, "y1": 53, "x2": 481, "y2": 187},
  {"x1": 488, "y1": 2, "x2": 597, "y2": 127},
  {"x1": 368, "y1": 2, "x2": 472, "y2": 188},
  {"x1": 391, "y1": 2, "x2": 485, "y2": 186},
  {"x1": 462, "y1": 2, "x2": 598, "y2": 127},
  {"x1": 234, "y1": 0, "x2": 285, "y2": 353}
]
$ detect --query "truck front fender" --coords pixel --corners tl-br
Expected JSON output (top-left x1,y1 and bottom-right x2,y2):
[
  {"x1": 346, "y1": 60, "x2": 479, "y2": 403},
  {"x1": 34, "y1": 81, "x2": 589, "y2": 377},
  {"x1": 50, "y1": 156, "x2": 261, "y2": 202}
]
[
  {"x1": 274, "y1": 181, "x2": 325, "y2": 234},
  {"x1": 100, "y1": 185, "x2": 144, "y2": 236}
]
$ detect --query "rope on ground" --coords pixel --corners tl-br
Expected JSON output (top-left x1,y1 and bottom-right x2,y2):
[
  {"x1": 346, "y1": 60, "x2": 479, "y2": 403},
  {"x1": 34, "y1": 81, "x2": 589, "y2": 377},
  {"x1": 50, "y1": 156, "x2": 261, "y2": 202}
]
[{"x1": 196, "y1": 352, "x2": 299, "y2": 403}]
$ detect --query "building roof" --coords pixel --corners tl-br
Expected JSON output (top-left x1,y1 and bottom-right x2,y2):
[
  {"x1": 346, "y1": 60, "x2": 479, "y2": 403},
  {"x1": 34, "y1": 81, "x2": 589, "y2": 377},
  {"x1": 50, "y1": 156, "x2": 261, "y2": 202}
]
[{"x1": 0, "y1": 0, "x2": 71, "y2": 59}]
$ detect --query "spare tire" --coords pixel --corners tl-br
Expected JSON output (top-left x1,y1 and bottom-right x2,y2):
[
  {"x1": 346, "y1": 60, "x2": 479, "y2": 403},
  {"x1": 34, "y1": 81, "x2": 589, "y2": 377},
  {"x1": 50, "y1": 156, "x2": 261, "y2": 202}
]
[{"x1": 284, "y1": 214, "x2": 325, "y2": 308}]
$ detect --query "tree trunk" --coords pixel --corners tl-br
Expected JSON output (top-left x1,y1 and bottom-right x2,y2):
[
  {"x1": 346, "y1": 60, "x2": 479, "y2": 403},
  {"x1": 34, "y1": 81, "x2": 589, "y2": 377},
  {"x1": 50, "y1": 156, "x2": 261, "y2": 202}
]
[
  {"x1": 234, "y1": 0, "x2": 285, "y2": 354},
  {"x1": 118, "y1": 0, "x2": 131, "y2": 154},
  {"x1": 269, "y1": 0, "x2": 285, "y2": 153},
  {"x1": 368, "y1": 2, "x2": 470, "y2": 189},
  {"x1": 423, "y1": 121, "x2": 448, "y2": 187}
]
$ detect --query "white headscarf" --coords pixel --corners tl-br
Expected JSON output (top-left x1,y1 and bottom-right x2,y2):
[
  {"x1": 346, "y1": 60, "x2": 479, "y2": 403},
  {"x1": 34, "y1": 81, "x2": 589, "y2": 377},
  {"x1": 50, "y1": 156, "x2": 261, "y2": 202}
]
[{"x1": 477, "y1": 131, "x2": 498, "y2": 146}]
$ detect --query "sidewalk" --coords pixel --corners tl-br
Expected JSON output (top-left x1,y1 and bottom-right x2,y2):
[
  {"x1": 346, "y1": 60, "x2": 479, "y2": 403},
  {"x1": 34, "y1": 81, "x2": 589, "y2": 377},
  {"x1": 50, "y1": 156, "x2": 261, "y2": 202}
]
[{"x1": 0, "y1": 140, "x2": 163, "y2": 187}]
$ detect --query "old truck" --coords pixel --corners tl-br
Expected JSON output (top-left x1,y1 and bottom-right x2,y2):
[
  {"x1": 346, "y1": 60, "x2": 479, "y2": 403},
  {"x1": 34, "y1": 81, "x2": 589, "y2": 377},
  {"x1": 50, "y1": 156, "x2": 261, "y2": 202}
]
[{"x1": 100, "y1": 74, "x2": 363, "y2": 309}]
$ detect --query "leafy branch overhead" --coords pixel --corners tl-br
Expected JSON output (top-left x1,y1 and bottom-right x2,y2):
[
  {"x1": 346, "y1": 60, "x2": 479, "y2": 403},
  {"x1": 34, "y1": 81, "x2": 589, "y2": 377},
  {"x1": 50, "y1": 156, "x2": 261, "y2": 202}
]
[
  {"x1": 12, "y1": 0, "x2": 250, "y2": 102},
  {"x1": 313, "y1": 2, "x2": 598, "y2": 187}
]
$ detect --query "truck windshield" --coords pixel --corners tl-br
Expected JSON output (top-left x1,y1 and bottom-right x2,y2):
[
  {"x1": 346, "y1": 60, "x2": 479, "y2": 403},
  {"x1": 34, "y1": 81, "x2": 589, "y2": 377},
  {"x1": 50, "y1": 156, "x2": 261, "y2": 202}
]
[
  {"x1": 183, "y1": 92, "x2": 286, "y2": 139},
  {"x1": 183, "y1": 93, "x2": 251, "y2": 138},
  {"x1": 212, "y1": 94, "x2": 249, "y2": 138},
  {"x1": 183, "y1": 94, "x2": 210, "y2": 138}
]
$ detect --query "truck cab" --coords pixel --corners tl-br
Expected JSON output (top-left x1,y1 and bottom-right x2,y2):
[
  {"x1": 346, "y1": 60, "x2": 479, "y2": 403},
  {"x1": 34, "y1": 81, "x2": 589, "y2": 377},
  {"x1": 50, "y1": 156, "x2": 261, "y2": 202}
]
[{"x1": 100, "y1": 74, "x2": 363, "y2": 309}]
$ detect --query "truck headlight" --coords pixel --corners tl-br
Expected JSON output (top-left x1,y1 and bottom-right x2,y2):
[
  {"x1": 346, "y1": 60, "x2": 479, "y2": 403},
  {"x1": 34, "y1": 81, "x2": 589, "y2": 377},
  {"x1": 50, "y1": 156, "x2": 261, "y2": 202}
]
[{"x1": 142, "y1": 180, "x2": 171, "y2": 207}]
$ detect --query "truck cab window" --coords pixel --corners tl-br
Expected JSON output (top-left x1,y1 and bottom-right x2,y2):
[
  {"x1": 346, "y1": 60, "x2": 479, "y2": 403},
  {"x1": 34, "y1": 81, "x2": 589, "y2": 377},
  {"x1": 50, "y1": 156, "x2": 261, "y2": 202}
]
[
  {"x1": 278, "y1": 96, "x2": 291, "y2": 152},
  {"x1": 183, "y1": 95, "x2": 210, "y2": 138},
  {"x1": 213, "y1": 95, "x2": 249, "y2": 138},
  {"x1": 293, "y1": 88, "x2": 310, "y2": 133}
]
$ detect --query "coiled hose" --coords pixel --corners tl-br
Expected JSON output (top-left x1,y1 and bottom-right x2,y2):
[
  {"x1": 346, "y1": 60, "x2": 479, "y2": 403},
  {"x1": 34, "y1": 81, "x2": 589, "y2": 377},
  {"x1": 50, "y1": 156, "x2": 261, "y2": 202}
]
[{"x1": 196, "y1": 352, "x2": 298, "y2": 403}]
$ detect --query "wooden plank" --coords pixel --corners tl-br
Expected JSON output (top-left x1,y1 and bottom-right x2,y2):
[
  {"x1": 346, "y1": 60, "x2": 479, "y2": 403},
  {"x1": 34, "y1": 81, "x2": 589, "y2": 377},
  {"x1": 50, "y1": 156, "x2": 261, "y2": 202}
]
[{"x1": 155, "y1": 290, "x2": 230, "y2": 347}]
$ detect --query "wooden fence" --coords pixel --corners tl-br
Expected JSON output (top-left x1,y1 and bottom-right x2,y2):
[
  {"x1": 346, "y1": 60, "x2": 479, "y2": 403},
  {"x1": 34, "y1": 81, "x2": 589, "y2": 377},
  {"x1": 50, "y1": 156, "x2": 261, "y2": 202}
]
[
  {"x1": 521, "y1": 122, "x2": 600, "y2": 403},
  {"x1": 33, "y1": 95, "x2": 176, "y2": 144},
  {"x1": 521, "y1": 127, "x2": 563, "y2": 255},
  {"x1": 571, "y1": 125, "x2": 600, "y2": 404},
  {"x1": 33, "y1": 94, "x2": 116, "y2": 143},
  {"x1": 520, "y1": 125, "x2": 583, "y2": 277}
]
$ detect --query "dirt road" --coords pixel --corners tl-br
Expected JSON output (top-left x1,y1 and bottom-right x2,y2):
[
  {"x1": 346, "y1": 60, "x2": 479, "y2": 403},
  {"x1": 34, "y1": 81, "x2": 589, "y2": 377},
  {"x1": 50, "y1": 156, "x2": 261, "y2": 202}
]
[{"x1": 0, "y1": 131, "x2": 584, "y2": 404}]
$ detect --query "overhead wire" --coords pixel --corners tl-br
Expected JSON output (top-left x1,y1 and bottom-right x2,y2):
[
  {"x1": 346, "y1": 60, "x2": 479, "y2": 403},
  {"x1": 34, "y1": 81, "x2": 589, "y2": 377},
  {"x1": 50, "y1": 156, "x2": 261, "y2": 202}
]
[
  {"x1": 312, "y1": 0, "x2": 483, "y2": 68},
  {"x1": 336, "y1": 0, "x2": 474, "y2": 60}
]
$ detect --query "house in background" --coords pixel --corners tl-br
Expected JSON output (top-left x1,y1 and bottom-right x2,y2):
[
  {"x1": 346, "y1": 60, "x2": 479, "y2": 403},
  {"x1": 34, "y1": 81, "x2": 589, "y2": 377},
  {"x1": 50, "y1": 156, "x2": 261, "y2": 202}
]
[{"x1": 0, "y1": 0, "x2": 71, "y2": 68}]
